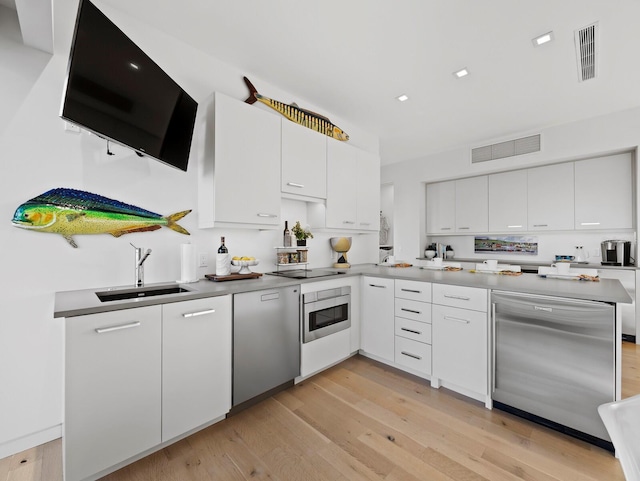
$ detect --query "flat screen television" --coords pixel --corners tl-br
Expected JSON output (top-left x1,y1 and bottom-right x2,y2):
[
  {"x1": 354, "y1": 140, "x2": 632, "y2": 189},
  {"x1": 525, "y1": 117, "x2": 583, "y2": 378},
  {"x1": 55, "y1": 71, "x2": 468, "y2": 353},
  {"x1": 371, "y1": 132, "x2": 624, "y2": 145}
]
[{"x1": 60, "y1": 0, "x2": 197, "y2": 171}]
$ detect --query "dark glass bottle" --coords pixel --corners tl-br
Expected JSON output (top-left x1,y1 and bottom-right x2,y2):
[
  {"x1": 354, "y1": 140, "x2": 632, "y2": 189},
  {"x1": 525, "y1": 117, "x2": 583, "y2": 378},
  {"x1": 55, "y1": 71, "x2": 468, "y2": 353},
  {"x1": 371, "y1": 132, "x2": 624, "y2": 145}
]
[
  {"x1": 218, "y1": 236, "x2": 228, "y2": 254},
  {"x1": 283, "y1": 221, "x2": 291, "y2": 247}
]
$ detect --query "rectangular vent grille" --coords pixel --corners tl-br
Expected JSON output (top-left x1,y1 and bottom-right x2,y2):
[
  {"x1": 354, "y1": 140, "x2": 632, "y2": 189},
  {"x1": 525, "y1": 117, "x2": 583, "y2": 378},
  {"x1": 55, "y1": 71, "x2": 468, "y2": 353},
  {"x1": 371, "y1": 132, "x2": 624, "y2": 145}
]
[
  {"x1": 575, "y1": 23, "x2": 598, "y2": 81},
  {"x1": 471, "y1": 134, "x2": 541, "y2": 163}
]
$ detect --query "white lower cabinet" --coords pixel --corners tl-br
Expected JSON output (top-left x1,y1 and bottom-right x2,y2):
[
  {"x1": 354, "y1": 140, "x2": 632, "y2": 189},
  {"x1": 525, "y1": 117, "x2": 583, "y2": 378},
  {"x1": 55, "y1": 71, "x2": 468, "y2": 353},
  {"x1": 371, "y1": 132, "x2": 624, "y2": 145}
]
[
  {"x1": 394, "y1": 279, "x2": 432, "y2": 378},
  {"x1": 360, "y1": 276, "x2": 395, "y2": 362},
  {"x1": 65, "y1": 297, "x2": 232, "y2": 481},
  {"x1": 431, "y1": 284, "x2": 489, "y2": 404},
  {"x1": 300, "y1": 328, "x2": 351, "y2": 378},
  {"x1": 162, "y1": 296, "x2": 231, "y2": 442},
  {"x1": 65, "y1": 306, "x2": 162, "y2": 481}
]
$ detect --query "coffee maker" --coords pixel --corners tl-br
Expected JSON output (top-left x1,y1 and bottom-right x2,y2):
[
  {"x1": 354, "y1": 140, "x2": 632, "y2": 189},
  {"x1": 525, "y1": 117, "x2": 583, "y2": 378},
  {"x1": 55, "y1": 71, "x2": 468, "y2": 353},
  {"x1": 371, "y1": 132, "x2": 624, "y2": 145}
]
[{"x1": 601, "y1": 240, "x2": 631, "y2": 266}]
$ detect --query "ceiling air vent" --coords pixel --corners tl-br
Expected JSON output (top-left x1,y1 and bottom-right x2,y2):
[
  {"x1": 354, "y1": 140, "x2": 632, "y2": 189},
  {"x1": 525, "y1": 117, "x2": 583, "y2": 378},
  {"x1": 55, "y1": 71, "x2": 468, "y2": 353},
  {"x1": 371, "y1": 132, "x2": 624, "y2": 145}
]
[
  {"x1": 471, "y1": 134, "x2": 541, "y2": 163},
  {"x1": 575, "y1": 22, "x2": 598, "y2": 82}
]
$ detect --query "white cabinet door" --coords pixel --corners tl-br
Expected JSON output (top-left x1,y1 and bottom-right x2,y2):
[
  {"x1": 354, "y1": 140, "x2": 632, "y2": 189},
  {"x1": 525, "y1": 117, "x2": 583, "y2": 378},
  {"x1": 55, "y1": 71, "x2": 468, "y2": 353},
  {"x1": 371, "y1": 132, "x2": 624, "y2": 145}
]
[
  {"x1": 326, "y1": 139, "x2": 358, "y2": 229},
  {"x1": 360, "y1": 276, "x2": 395, "y2": 362},
  {"x1": 357, "y1": 149, "x2": 381, "y2": 231},
  {"x1": 432, "y1": 304, "x2": 487, "y2": 396},
  {"x1": 426, "y1": 180, "x2": 456, "y2": 234},
  {"x1": 527, "y1": 162, "x2": 574, "y2": 231},
  {"x1": 162, "y1": 296, "x2": 231, "y2": 442},
  {"x1": 200, "y1": 92, "x2": 281, "y2": 228},
  {"x1": 65, "y1": 306, "x2": 162, "y2": 481},
  {"x1": 281, "y1": 120, "x2": 327, "y2": 200},
  {"x1": 574, "y1": 153, "x2": 633, "y2": 230},
  {"x1": 456, "y1": 176, "x2": 488, "y2": 233},
  {"x1": 488, "y1": 170, "x2": 528, "y2": 232}
]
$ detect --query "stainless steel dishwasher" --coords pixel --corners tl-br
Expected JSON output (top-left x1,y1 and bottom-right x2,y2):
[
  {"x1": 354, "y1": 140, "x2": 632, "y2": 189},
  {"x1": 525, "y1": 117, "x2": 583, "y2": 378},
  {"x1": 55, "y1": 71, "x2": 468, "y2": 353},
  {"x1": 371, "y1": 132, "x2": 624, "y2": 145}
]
[
  {"x1": 492, "y1": 291, "x2": 615, "y2": 449},
  {"x1": 232, "y1": 286, "x2": 300, "y2": 408}
]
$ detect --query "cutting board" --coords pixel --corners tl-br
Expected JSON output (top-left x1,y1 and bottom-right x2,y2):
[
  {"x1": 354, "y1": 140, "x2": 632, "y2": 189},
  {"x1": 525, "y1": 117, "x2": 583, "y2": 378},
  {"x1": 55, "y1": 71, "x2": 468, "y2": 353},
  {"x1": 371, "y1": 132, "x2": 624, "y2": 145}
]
[{"x1": 205, "y1": 272, "x2": 263, "y2": 282}]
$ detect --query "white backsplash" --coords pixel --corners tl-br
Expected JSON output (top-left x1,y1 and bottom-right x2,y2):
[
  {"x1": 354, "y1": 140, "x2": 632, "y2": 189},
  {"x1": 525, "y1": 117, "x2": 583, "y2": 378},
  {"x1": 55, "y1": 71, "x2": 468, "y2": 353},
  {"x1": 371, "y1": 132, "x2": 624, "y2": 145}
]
[{"x1": 426, "y1": 231, "x2": 637, "y2": 266}]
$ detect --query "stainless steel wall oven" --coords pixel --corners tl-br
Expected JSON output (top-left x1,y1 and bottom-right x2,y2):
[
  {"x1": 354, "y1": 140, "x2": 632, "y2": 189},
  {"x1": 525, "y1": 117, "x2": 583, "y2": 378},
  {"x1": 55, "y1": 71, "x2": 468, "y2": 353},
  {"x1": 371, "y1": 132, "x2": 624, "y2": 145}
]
[{"x1": 302, "y1": 286, "x2": 351, "y2": 343}]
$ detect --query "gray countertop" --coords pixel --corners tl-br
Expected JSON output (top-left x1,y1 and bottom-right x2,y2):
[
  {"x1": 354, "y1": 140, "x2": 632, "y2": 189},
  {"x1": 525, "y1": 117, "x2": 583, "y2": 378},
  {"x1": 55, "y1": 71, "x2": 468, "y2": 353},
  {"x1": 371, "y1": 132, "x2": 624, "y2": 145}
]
[{"x1": 54, "y1": 263, "x2": 632, "y2": 318}]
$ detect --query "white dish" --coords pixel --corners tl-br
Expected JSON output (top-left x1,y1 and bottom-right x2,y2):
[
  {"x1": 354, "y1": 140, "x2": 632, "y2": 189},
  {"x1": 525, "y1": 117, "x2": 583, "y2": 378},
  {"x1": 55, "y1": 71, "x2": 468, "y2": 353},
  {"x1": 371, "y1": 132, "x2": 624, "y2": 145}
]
[{"x1": 231, "y1": 259, "x2": 259, "y2": 274}]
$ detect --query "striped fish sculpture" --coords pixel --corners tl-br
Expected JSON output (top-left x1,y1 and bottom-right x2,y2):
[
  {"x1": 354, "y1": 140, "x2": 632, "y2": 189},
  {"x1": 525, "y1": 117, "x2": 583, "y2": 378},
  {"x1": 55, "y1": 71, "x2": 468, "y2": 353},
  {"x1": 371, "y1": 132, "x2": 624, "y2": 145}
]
[
  {"x1": 243, "y1": 76, "x2": 349, "y2": 141},
  {"x1": 11, "y1": 188, "x2": 191, "y2": 248}
]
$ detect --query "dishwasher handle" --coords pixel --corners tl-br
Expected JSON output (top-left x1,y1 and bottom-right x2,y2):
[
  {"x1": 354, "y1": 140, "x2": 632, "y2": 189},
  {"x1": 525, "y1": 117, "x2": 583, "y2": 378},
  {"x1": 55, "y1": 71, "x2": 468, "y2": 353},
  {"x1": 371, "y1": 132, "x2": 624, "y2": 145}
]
[{"x1": 261, "y1": 292, "x2": 280, "y2": 302}]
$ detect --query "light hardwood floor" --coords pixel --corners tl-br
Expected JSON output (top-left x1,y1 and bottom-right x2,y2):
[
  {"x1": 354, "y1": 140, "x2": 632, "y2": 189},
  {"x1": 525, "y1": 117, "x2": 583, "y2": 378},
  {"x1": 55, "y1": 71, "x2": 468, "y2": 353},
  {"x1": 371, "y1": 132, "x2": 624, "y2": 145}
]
[{"x1": 4, "y1": 342, "x2": 640, "y2": 481}]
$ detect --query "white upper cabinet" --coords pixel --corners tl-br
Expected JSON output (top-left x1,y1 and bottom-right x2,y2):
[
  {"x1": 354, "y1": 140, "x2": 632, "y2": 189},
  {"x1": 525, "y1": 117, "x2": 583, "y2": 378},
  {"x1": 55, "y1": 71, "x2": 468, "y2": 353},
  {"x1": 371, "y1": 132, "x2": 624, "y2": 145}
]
[
  {"x1": 455, "y1": 176, "x2": 488, "y2": 233},
  {"x1": 527, "y1": 162, "x2": 574, "y2": 231},
  {"x1": 281, "y1": 120, "x2": 327, "y2": 200},
  {"x1": 488, "y1": 170, "x2": 528, "y2": 232},
  {"x1": 356, "y1": 149, "x2": 380, "y2": 231},
  {"x1": 198, "y1": 92, "x2": 281, "y2": 229},
  {"x1": 574, "y1": 153, "x2": 633, "y2": 230},
  {"x1": 426, "y1": 180, "x2": 456, "y2": 234}
]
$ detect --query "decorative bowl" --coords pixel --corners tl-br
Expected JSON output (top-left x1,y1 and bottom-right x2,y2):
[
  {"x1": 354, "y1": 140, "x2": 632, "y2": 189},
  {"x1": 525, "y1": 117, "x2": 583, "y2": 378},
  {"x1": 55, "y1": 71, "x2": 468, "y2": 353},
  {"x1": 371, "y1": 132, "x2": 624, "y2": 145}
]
[{"x1": 231, "y1": 259, "x2": 259, "y2": 274}]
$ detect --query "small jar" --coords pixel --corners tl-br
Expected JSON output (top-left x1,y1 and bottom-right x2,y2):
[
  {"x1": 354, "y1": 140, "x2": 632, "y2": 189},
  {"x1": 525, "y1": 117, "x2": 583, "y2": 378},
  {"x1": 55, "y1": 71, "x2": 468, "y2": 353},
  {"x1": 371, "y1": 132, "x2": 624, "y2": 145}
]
[
  {"x1": 289, "y1": 252, "x2": 299, "y2": 263},
  {"x1": 277, "y1": 252, "x2": 289, "y2": 264},
  {"x1": 297, "y1": 249, "x2": 308, "y2": 263}
]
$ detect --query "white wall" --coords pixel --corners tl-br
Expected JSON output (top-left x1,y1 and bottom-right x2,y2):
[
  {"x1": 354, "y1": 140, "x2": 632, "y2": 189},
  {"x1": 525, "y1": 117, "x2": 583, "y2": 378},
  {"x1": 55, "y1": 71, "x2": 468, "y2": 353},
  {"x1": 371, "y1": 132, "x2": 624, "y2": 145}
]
[
  {"x1": 0, "y1": 5, "x2": 51, "y2": 135},
  {"x1": 381, "y1": 108, "x2": 640, "y2": 261},
  {"x1": 0, "y1": 0, "x2": 379, "y2": 457}
]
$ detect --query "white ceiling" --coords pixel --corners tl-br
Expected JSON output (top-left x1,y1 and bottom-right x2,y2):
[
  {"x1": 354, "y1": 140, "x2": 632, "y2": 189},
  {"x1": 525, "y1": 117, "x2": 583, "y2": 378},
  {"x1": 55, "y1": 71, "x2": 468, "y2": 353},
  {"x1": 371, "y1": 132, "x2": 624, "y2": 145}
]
[{"x1": 49, "y1": 1, "x2": 640, "y2": 164}]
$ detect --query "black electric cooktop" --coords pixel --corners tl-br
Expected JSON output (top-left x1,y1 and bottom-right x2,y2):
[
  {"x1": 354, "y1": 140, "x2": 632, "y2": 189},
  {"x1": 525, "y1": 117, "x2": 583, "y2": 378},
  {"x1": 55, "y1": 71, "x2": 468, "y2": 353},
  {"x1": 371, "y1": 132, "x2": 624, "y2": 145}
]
[{"x1": 266, "y1": 269, "x2": 346, "y2": 279}]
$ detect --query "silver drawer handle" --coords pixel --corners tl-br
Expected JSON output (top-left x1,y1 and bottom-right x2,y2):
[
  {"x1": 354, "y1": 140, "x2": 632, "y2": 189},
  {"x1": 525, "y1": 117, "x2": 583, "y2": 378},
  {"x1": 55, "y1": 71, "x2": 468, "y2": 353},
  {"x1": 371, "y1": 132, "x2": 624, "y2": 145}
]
[
  {"x1": 401, "y1": 327, "x2": 422, "y2": 335},
  {"x1": 443, "y1": 294, "x2": 470, "y2": 301},
  {"x1": 182, "y1": 309, "x2": 216, "y2": 318},
  {"x1": 458, "y1": 227, "x2": 470, "y2": 230},
  {"x1": 533, "y1": 224, "x2": 548, "y2": 227},
  {"x1": 440, "y1": 227, "x2": 452, "y2": 231},
  {"x1": 401, "y1": 288, "x2": 421, "y2": 294},
  {"x1": 443, "y1": 316, "x2": 470, "y2": 324},
  {"x1": 343, "y1": 220, "x2": 356, "y2": 224},
  {"x1": 401, "y1": 351, "x2": 422, "y2": 360},
  {"x1": 95, "y1": 321, "x2": 141, "y2": 334},
  {"x1": 287, "y1": 182, "x2": 304, "y2": 188},
  {"x1": 507, "y1": 225, "x2": 522, "y2": 228},
  {"x1": 580, "y1": 222, "x2": 600, "y2": 226},
  {"x1": 534, "y1": 305, "x2": 553, "y2": 312},
  {"x1": 257, "y1": 213, "x2": 278, "y2": 218},
  {"x1": 401, "y1": 308, "x2": 421, "y2": 314},
  {"x1": 360, "y1": 222, "x2": 371, "y2": 225},
  {"x1": 369, "y1": 284, "x2": 387, "y2": 288}
]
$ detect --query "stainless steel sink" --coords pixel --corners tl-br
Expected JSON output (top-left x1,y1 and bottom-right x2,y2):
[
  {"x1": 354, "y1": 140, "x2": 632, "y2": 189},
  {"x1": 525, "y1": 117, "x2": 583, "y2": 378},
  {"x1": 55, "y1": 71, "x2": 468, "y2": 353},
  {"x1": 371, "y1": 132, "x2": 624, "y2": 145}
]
[{"x1": 96, "y1": 284, "x2": 192, "y2": 302}]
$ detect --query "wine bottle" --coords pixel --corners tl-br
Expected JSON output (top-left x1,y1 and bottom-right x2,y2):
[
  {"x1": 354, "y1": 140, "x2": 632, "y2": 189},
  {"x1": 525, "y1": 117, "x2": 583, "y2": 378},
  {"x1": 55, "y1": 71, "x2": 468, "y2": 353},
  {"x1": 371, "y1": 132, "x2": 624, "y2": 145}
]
[
  {"x1": 216, "y1": 236, "x2": 230, "y2": 276},
  {"x1": 283, "y1": 221, "x2": 291, "y2": 247}
]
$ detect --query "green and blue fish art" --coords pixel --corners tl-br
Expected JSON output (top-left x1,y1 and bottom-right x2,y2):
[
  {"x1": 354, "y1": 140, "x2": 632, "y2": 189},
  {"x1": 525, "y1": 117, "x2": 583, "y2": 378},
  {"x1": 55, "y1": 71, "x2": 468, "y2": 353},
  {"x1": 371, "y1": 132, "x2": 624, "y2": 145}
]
[
  {"x1": 243, "y1": 76, "x2": 349, "y2": 141},
  {"x1": 11, "y1": 188, "x2": 191, "y2": 248}
]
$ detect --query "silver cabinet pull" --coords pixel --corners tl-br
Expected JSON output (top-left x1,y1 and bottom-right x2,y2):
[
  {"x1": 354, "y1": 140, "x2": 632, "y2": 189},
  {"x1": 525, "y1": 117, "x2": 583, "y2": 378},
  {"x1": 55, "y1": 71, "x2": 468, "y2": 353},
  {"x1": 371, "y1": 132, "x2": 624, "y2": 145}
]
[
  {"x1": 533, "y1": 224, "x2": 548, "y2": 227},
  {"x1": 401, "y1": 327, "x2": 422, "y2": 335},
  {"x1": 443, "y1": 315, "x2": 470, "y2": 324},
  {"x1": 257, "y1": 213, "x2": 277, "y2": 218},
  {"x1": 534, "y1": 305, "x2": 553, "y2": 313},
  {"x1": 458, "y1": 227, "x2": 470, "y2": 230},
  {"x1": 182, "y1": 309, "x2": 216, "y2": 318},
  {"x1": 440, "y1": 227, "x2": 452, "y2": 231},
  {"x1": 492, "y1": 303, "x2": 497, "y2": 392},
  {"x1": 401, "y1": 288, "x2": 421, "y2": 294},
  {"x1": 369, "y1": 284, "x2": 387, "y2": 288},
  {"x1": 343, "y1": 220, "x2": 356, "y2": 224},
  {"x1": 444, "y1": 294, "x2": 470, "y2": 301},
  {"x1": 95, "y1": 321, "x2": 141, "y2": 334},
  {"x1": 401, "y1": 308, "x2": 421, "y2": 314},
  {"x1": 401, "y1": 351, "x2": 422, "y2": 360},
  {"x1": 360, "y1": 222, "x2": 371, "y2": 226},
  {"x1": 287, "y1": 182, "x2": 304, "y2": 188},
  {"x1": 580, "y1": 222, "x2": 600, "y2": 226},
  {"x1": 507, "y1": 225, "x2": 523, "y2": 228}
]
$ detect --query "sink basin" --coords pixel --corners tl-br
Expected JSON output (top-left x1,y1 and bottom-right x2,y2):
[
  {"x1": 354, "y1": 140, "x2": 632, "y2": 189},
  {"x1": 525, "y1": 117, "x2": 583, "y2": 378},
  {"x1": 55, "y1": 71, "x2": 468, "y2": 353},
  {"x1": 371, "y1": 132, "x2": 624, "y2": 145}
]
[{"x1": 96, "y1": 284, "x2": 192, "y2": 302}]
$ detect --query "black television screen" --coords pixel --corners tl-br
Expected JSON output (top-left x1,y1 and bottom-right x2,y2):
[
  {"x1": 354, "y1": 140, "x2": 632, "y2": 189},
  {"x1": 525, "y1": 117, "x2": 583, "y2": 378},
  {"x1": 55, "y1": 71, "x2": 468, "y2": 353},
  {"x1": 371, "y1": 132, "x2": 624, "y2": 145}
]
[{"x1": 60, "y1": 0, "x2": 197, "y2": 171}]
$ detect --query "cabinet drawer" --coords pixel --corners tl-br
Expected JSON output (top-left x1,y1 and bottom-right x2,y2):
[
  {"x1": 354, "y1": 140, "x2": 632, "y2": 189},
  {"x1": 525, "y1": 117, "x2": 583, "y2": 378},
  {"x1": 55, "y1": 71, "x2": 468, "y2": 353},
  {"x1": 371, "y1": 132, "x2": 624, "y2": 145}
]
[
  {"x1": 395, "y1": 279, "x2": 431, "y2": 303},
  {"x1": 395, "y1": 317, "x2": 431, "y2": 344},
  {"x1": 394, "y1": 336, "x2": 431, "y2": 374},
  {"x1": 432, "y1": 284, "x2": 487, "y2": 312},
  {"x1": 394, "y1": 298, "x2": 431, "y2": 323}
]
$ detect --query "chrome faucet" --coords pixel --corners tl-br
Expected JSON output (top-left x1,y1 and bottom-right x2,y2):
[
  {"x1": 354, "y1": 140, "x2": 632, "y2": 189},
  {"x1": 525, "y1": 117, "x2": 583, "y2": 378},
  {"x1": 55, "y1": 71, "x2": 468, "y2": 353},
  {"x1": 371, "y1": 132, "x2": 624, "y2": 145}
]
[{"x1": 131, "y1": 243, "x2": 152, "y2": 287}]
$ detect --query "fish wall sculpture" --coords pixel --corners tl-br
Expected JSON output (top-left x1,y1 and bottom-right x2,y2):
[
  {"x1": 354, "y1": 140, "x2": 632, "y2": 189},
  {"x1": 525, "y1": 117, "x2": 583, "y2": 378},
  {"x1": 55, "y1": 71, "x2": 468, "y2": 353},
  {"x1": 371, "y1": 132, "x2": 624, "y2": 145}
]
[
  {"x1": 11, "y1": 188, "x2": 191, "y2": 248},
  {"x1": 243, "y1": 76, "x2": 349, "y2": 141}
]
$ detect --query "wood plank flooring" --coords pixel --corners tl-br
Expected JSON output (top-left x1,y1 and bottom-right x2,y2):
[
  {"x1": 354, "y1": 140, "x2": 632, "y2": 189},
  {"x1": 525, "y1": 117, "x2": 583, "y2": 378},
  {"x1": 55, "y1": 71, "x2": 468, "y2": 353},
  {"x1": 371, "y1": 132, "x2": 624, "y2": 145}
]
[{"x1": 5, "y1": 342, "x2": 640, "y2": 481}]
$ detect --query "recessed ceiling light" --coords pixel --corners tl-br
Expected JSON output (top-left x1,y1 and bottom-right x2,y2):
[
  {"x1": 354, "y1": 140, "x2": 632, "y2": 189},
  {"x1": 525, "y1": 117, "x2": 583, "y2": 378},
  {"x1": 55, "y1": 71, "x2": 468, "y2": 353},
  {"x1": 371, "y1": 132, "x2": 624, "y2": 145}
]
[
  {"x1": 129, "y1": 62, "x2": 140, "y2": 70},
  {"x1": 453, "y1": 68, "x2": 469, "y2": 78},
  {"x1": 396, "y1": 94, "x2": 409, "y2": 102},
  {"x1": 532, "y1": 31, "x2": 554, "y2": 47}
]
